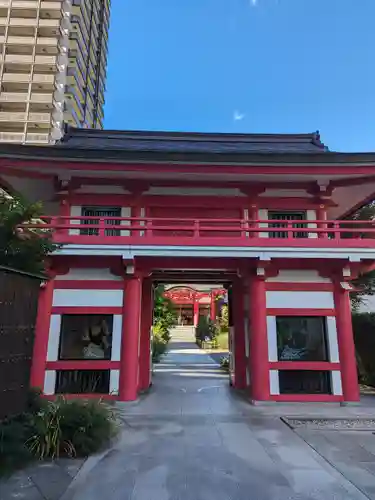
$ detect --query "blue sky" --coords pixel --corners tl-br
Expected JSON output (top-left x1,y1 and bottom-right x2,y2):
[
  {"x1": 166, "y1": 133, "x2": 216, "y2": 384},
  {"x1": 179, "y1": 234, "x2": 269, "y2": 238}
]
[{"x1": 104, "y1": 0, "x2": 375, "y2": 152}]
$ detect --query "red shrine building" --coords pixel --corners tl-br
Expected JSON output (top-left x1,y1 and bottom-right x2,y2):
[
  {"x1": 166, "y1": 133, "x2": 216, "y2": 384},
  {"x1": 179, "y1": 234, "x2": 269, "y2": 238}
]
[
  {"x1": 1, "y1": 128, "x2": 375, "y2": 404},
  {"x1": 163, "y1": 285, "x2": 226, "y2": 326}
]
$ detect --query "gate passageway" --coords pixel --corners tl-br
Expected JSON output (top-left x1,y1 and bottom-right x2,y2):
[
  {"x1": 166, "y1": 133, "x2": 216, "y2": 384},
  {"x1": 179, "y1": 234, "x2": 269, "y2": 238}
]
[{"x1": 150, "y1": 325, "x2": 230, "y2": 413}]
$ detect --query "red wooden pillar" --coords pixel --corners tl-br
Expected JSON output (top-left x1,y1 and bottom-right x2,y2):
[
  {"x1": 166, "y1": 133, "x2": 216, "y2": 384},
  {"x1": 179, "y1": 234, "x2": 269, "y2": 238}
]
[
  {"x1": 119, "y1": 275, "x2": 142, "y2": 401},
  {"x1": 232, "y1": 279, "x2": 246, "y2": 389},
  {"x1": 138, "y1": 278, "x2": 153, "y2": 392},
  {"x1": 334, "y1": 284, "x2": 360, "y2": 402},
  {"x1": 249, "y1": 273, "x2": 270, "y2": 401},
  {"x1": 193, "y1": 300, "x2": 199, "y2": 327},
  {"x1": 210, "y1": 292, "x2": 216, "y2": 321},
  {"x1": 30, "y1": 276, "x2": 55, "y2": 390}
]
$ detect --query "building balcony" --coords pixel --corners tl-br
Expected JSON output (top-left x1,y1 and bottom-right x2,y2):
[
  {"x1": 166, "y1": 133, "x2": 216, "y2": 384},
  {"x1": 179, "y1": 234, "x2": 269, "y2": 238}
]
[
  {"x1": 3, "y1": 54, "x2": 57, "y2": 66},
  {"x1": 6, "y1": 35, "x2": 35, "y2": 45},
  {"x1": 4, "y1": 53, "x2": 33, "y2": 63},
  {"x1": 0, "y1": 73, "x2": 56, "y2": 93},
  {"x1": 22, "y1": 216, "x2": 375, "y2": 255},
  {"x1": 5, "y1": 0, "x2": 63, "y2": 10},
  {"x1": 0, "y1": 92, "x2": 53, "y2": 104},
  {"x1": 0, "y1": 111, "x2": 51, "y2": 123},
  {"x1": 37, "y1": 36, "x2": 59, "y2": 47},
  {"x1": 0, "y1": 131, "x2": 24, "y2": 142},
  {"x1": 0, "y1": 92, "x2": 28, "y2": 103},
  {"x1": 25, "y1": 132, "x2": 50, "y2": 143}
]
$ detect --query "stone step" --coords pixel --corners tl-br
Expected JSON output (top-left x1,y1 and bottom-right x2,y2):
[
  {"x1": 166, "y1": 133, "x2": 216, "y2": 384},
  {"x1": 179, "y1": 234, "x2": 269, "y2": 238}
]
[{"x1": 170, "y1": 325, "x2": 196, "y2": 340}]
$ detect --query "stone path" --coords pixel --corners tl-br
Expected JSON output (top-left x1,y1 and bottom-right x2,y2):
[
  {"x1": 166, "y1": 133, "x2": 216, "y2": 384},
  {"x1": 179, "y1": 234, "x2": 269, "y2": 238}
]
[{"x1": 61, "y1": 335, "x2": 375, "y2": 500}]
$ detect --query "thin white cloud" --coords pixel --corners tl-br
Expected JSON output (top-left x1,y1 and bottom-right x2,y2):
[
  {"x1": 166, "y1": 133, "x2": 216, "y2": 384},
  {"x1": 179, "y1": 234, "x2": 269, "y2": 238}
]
[{"x1": 233, "y1": 110, "x2": 245, "y2": 121}]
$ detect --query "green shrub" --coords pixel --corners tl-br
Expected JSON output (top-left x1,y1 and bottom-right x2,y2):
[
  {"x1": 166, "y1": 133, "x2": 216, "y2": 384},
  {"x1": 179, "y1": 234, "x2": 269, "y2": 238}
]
[
  {"x1": 26, "y1": 400, "x2": 71, "y2": 460},
  {"x1": 153, "y1": 319, "x2": 171, "y2": 343},
  {"x1": 196, "y1": 317, "x2": 218, "y2": 344},
  {"x1": 152, "y1": 324, "x2": 168, "y2": 363},
  {"x1": 59, "y1": 399, "x2": 116, "y2": 457},
  {"x1": 153, "y1": 285, "x2": 177, "y2": 338},
  {"x1": 26, "y1": 398, "x2": 117, "y2": 459},
  {"x1": 210, "y1": 338, "x2": 219, "y2": 349},
  {"x1": 216, "y1": 331, "x2": 229, "y2": 350},
  {"x1": 0, "y1": 392, "x2": 116, "y2": 475},
  {"x1": 219, "y1": 304, "x2": 229, "y2": 332}
]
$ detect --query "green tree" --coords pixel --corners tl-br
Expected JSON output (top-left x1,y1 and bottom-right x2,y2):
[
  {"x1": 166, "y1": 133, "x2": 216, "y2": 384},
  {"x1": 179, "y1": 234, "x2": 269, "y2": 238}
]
[{"x1": 0, "y1": 193, "x2": 58, "y2": 274}]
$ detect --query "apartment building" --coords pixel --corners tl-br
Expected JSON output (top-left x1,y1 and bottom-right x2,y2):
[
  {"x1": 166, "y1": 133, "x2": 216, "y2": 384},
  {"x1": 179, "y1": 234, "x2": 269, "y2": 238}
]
[{"x1": 0, "y1": 0, "x2": 110, "y2": 145}]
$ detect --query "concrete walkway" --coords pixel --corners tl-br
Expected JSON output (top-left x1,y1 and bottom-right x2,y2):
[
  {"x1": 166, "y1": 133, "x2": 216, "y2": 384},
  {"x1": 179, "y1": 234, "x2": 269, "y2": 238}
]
[{"x1": 62, "y1": 334, "x2": 375, "y2": 500}]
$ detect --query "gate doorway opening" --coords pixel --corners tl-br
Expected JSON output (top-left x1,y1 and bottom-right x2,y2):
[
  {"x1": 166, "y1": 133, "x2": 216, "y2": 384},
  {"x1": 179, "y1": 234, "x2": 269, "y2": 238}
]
[
  {"x1": 136, "y1": 259, "x2": 249, "y2": 400},
  {"x1": 152, "y1": 280, "x2": 231, "y2": 390},
  {"x1": 146, "y1": 276, "x2": 244, "y2": 390}
]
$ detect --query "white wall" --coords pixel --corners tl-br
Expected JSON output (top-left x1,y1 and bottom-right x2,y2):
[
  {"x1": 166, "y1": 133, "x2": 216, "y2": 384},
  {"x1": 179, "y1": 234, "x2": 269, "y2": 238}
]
[
  {"x1": 331, "y1": 371, "x2": 343, "y2": 396},
  {"x1": 44, "y1": 371, "x2": 56, "y2": 396},
  {"x1": 266, "y1": 291, "x2": 334, "y2": 309},
  {"x1": 267, "y1": 316, "x2": 278, "y2": 362},
  {"x1": 326, "y1": 317, "x2": 340, "y2": 363},
  {"x1": 110, "y1": 370, "x2": 120, "y2": 395},
  {"x1": 267, "y1": 270, "x2": 331, "y2": 283},
  {"x1": 47, "y1": 315, "x2": 62, "y2": 361},
  {"x1": 269, "y1": 370, "x2": 280, "y2": 395},
  {"x1": 52, "y1": 289, "x2": 123, "y2": 307}
]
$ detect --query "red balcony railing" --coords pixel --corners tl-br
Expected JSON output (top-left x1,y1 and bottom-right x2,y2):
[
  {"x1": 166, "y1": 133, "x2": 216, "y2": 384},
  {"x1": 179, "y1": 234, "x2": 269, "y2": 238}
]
[{"x1": 20, "y1": 216, "x2": 375, "y2": 248}]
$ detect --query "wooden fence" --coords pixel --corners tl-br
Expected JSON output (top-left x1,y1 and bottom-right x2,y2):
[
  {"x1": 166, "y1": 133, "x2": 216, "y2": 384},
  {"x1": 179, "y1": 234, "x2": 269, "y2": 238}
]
[{"x1": 0, "y1": 266, "x2": 44, "y2": 420}]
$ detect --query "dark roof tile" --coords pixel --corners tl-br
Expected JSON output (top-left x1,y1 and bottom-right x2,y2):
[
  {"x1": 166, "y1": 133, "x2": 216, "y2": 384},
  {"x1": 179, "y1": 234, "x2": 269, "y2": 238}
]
[{"x1": 58, "y1": 127, "x2": 329, "y2": 154}]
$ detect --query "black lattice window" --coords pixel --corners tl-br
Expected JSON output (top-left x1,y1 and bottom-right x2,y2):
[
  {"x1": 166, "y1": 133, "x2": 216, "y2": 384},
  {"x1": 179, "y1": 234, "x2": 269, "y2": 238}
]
[
  {"x1": 55, "y1": 370, "x2": 110, "y2": 394},
  {"x1": 268, "y1": 211, "x2": 308, "y2": 239},
  {"x1": 80, "y1": 206, "x2": 121, "y2": 236},
  {"x1": 279, "y1": 370, "x2": 332, "y2": 394},
  {"x1": 277, "y1": 317, "x2": 329, "y2": 362}
]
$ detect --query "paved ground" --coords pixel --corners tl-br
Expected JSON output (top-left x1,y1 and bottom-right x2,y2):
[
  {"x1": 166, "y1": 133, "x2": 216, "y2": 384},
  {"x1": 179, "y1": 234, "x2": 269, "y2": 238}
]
[
  {"x1": 62, "y1": 332, "x2": 375, "y2": 500},
  {"x1": 0, "y1": 458, "x2": 85, "y2": 500},
  {"x1": 5, "y1": 330, "x2": 375, "y2": 500}
]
